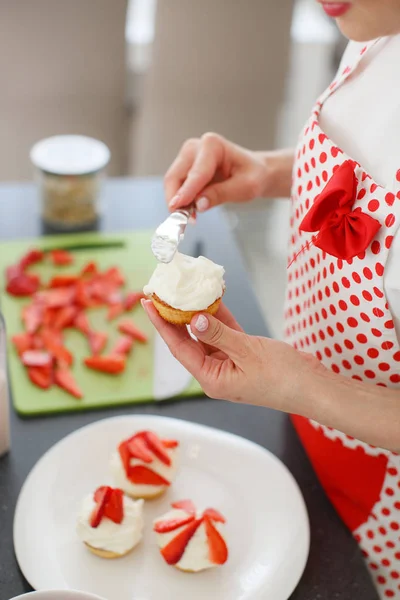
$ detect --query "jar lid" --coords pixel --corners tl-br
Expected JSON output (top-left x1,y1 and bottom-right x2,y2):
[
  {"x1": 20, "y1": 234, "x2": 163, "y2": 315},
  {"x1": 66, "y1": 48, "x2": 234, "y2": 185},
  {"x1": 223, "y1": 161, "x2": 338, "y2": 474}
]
[{"x1": 30, "y1": 135, "x2": 111, "y2": 175}]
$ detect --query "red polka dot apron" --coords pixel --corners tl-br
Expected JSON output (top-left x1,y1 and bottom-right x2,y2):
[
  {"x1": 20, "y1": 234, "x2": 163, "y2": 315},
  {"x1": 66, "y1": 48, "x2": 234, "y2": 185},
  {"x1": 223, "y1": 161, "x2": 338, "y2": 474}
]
[{"x1": 284, "y1": 41, "x2": 400, "y2": 599}]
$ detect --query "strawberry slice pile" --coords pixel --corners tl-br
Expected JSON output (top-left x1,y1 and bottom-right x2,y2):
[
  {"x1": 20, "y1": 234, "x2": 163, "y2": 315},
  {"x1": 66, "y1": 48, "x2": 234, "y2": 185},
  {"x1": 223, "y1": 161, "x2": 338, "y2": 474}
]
[
  {"x1": 118, "y1": 430, "x2": 179, "y2": 486},
  {"x1": 90, "y1": 486, "x2": 124, "y2": 528},
  {"x1": 154, "y1": 500, "x2": 228, "y2": 566},
  {"x1": 7, "y1": 247, "x2": 147, "y2": 399}
]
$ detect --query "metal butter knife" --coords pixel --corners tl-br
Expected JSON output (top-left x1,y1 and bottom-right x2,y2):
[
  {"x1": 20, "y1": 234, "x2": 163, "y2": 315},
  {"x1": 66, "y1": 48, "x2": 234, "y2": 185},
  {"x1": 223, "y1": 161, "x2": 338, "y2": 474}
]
[{"x1": 151, "y1": 206, "x2": 196, "y2": 263}]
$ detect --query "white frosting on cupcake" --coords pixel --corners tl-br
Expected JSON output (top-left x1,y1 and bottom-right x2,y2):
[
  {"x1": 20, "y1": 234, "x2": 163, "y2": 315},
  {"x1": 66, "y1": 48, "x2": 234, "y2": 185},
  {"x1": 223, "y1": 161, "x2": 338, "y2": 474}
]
[
  {"x1": 143, "y1": 252, "x2": 225, "y2": 311},
  {"x1": 76, "y1": 493, "x2": 144, "y2": 555}
]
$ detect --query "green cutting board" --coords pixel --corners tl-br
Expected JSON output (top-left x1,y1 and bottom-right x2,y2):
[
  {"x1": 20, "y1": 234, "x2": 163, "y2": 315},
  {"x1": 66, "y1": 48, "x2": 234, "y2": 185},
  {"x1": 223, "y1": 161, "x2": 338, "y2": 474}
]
[{"x1": 0, "y1": 230, "x2": 202, "y2": 416}]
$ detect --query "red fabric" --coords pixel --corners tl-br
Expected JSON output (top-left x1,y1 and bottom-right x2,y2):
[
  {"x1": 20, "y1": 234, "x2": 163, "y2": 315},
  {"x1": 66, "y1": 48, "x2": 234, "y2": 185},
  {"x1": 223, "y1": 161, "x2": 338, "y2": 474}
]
[
  {"x1": 299, "y1": 160, "x2": 381, "y2": 260},
  {"x1": 292, "y1": 415, "x2": 388, "y2": 531}
]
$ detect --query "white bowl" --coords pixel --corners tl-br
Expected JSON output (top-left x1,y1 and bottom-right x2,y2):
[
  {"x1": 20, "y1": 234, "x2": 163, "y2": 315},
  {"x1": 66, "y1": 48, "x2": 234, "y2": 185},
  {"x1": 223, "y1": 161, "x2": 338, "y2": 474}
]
[{"x1": 10, "y1": 591, "x2": 106, "y2": 600}]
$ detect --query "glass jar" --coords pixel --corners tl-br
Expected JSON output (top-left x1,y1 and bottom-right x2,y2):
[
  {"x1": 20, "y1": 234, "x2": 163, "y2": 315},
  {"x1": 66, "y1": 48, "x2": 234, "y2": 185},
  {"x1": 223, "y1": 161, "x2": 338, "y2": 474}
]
[{"x1": 30, "y1": 135, "x2": 110, "y2": 231}]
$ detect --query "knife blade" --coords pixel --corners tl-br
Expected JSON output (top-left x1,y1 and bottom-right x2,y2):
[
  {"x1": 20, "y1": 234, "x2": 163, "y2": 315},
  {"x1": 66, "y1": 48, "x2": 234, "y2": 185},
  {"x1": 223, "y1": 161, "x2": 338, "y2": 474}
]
[
  {"x1": 153, "y1": 332, "x2": 193, "y2": 400},
  {"x1": 151, "y1": 206, "x2": 196, "y2": 263}
]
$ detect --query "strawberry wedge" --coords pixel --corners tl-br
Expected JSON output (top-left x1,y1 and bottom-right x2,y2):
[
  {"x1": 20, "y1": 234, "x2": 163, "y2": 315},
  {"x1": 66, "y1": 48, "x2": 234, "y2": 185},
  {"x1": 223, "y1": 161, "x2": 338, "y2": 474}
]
[
  {"x1": 84, "y1": 355, "x2": 126, "y2": 374},
  {"x1": 118, "y1": 319, "x2": 148, "y2": 343},
  {"x1": 54, "y1": 367, "x2": 83, "y2": 399}
]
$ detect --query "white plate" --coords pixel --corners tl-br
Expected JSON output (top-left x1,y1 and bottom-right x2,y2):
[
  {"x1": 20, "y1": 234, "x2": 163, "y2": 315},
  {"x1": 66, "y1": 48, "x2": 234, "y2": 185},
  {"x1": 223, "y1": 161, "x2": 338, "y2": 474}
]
[{"x1": 14, "y1": 415, "x2": 309, "y2": 600}]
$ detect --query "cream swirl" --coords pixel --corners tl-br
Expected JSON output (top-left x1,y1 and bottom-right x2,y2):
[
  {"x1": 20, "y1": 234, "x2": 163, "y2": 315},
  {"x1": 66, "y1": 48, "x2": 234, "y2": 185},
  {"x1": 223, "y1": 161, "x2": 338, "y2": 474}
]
[
  {"x1": 143, "y1": 252, "x2": 225, "y2": 311},
  {"x1": 76, "y1": 494, "x2": 144, "y2": 554}
]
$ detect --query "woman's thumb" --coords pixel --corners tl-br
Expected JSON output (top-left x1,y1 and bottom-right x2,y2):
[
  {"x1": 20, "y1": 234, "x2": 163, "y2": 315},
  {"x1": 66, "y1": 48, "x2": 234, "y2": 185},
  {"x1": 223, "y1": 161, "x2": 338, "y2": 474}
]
[{"x1": 191, "y1": 313, "x2": 246, "y2": 360}]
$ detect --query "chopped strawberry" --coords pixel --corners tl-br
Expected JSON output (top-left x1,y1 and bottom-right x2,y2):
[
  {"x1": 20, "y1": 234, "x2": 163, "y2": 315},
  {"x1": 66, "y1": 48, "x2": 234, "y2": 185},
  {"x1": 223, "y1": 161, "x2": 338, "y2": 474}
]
[
  {"x1": 160, "y1": 519, "x2": 202, "y2": 565},
  {"x1": 7, "y1": 273, "x2": 39, "y2": 297},
  {"x1": 127, "y1": 465, "x2": 170, "y2": 486},
  {"x1": 107, "y1": 303, "x2": 125, "y2": 321},
  {"x1": 75, "y1": 280, "x2": 92, "y2": 308},
  {"x1": 12, "y1": 332, "x2": 32, "y2": 355},
  {"x1": 88, "y1": 331, "x2": 108, "y2": 355},
  {"x1": 48, "y1": 275, "x2": 79, "y2": 288},
  {"x1": 42, "y1": 307, "x2": 59, "y2": 328},
  {"x1": 143, "y1": 431, "x2": 171, "y2": 466},
  {"x1": 53, "y1": 305, "x2": 78, "y2": 330},
  {"x1": 81, "y1": 261, "x2": 98, "y2": 276},
  {"x1": 36, "y1": 287, "x2": 75, "y2": 308},
  {"x1": 19, "y1": 249, "x2": 44, "y2": 270},
  {"x1": 6, "y1": 264, "x2": 22, "y2": 283},
  {"x1": 104, "y1": 266, "x2": 125, "y2": 286},
  {"x1": 74, "y1": 311, "x2": 91, "y2": 335},
  {"x1": 203, "y1": 508, "x2": 226, "y2": 523},
  {"x1": 118, "y1": 440, "x2": 132, "y2": 474},
  {"x1": 90, "y1": 486, "x2": 111, "y2": 528},
  {"x1": 154, "y1": 514, "x2": 195, "y2": 533},
  {"x1": 21, "y1": 350, "x2": 52, "y2": 367},
  {"x1": 118, "y1": 320, "x2": 148, "y2": 343},
  {"x1": 111, "y1": 336, "x2": 133, "y2": 356},
  {"x1": 171, "y1": 500, "x2": 196, "y2": 515},
  {"x1": 22, "y1": 304, "x2": 43, "y2": 334},
  {"x1": 84, "y1": 354, "x2": 125, "y2": 374},
  {"x1": 41, "y1": 329, "x2": 73, "y2": 366},
  {"x1": 54, "y1": 367, "x2": 83, "y2": 399},
  {"x1": 104, "y1": 488, "x2": 124, "y2": 524},
  {"x1": 204, "y1": 516, "x2": 228, "y2": 564},
  {"x1": 50, "y1": 249, "x2": 74, "y2": 266},
  {"x1": 127, "y1": 436, "x2": 154, "y2": 463},
  {"x1": 162, "y1": 439, "x2": 179, "y2": 449},
  {"x1": 94, "y1": 486, "x2": 110, "y2": 503},
  {"x1": 125, "y1": 291, "x2": 145, "y2": 311},
  {"x1": 28, "y1": 366, "x2": 52, "y2": 389}
]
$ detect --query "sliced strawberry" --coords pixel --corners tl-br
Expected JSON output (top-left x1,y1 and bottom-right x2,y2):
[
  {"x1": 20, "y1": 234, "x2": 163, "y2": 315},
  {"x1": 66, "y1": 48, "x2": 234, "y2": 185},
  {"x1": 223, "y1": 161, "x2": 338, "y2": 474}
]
[
  {"x1": 22, "y1": 304, "x2": 43, "y2": 334},
  {"x1": 204, "y1": 516, "x2": 228, "y2": 564},
  {"x1": 162, "y1": 439, "x2": 179, "y2": 449},
  {"x1": 125, "y1": 291, "x2": 145, "y2": 311},
  {"x1": 88, "y1": 331, "x2": 108, "y2": 355},
  {"x1": 42, "y1": 307, "x2": 59, "y2": 328},
  {"x1": 12, "y1": 332, "x2": 32, "y2": 355},
  {"x1": 7, "y1": 273, "x2": 39, "y2": 297},
  {"x1": 41, "y1": 329, "x2": 73, "y2": 366},
  {"x1": 118, "y1": 320, "x2": 148, "y2": 343},
  {"x1": 203, "y1": 508, "x2": 226, "y2": 523},
  {"x1": 54, "y1": 367, "x2": 83, "y2": 399},
  {"x1": 19, "y1": 248, "x2": 44, "y2": 270},
  {"x1": 104, "y1": 488, "x2": 124, "y2": 524},
  {"x1": 104, "y1": 266, "x2": 125, "y2": 286},
  {"x1": 84, "y1": 354, "x2": 125, "y2": 374},
  {"x1": 48, "y1": 275, "x2": 79, "y2": 288},
  {"x1": 74, "y1": 311, "x2": 91, "y2": 335},
  {"x1": 6, "y1": 263, "x2": 22, "y2": 283},
  {"x1": 94, "y1": 486, "x2": 110, "y2": 503},
  {"x1": 21, "y1": 350, "x2": 52, "y2": 367},
  {"x1": 107, "y1": 303, "x2": 125, "y2": 321},
  {"x1": 160, "y1": 519, "x2": 202, "y2": 565},
  {"x1": 127, "y1": 465, "x2": 170, "y2": 486},
  {"x1": 50, "y1": 249, "x2": 74, "y2": 266},
  {"x1": 90, "y1": 486, "x2": 111, "y2": 528},
  {"x1": 81, "y1": 261, "x2": 98, "y2": 276},
  {"x1": 75, "y1": 280, "x2": 92, "y2": 308},
  {"x1": 118, "y1": 441, "x2": 132, "y2": 475},
  {"x1": 127, "y1": 436, "x2": 154, "y2": 463},
  {"x1": 111, "y1": 336, "x2": 133, "y2": 356},
  {"x1": 36, "y1": 287, "x2": 75, "y2": 308},
  {"x1": 143, "y1": 431, "x2": 171, "y2": 466},
  {"x1": 154, "y1": 514, "x2": 195, "y2": 533},
  {"x1": 28, "y1": 366, "x2": 52, "y2": 389},
  {"x1": 53, "y1": 305, "x2": 78, "y2": 330},
  {"x1": 171, "y1": 500, "x2": 196, "y2": 515},
  {"x1": 31, "y1": 334, "x2": 45, "y2": 350}
]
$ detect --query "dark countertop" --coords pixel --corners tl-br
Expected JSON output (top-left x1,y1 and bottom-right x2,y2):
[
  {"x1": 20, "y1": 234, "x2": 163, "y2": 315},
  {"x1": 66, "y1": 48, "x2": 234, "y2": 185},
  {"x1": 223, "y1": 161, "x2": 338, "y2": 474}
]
[{"x1": 0, "y1": 178, "x2": 378, "y2": 600}]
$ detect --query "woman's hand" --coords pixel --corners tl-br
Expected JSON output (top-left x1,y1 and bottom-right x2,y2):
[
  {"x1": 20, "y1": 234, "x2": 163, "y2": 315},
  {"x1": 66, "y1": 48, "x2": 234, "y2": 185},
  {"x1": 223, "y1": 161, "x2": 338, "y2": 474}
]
[
  {"x1": 142, "y1": 299, "x2": 322, "y2": 414},
  {"x1": 164, "y1": 133, "x2": 294, "y2": 213}
]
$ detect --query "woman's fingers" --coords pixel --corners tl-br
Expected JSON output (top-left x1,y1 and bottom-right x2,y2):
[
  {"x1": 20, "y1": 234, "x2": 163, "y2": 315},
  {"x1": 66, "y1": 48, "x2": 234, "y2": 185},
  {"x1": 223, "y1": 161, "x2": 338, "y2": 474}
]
[
  {"x1": 164, "y1": 139, "x2": 199, "y2": 205},
  {"x1": 142, "y1": 300, "x2": 206, "y2": 377},
  {"x1": 214, "y1": 303, "x2": 244, "y2": 332},
  {"x1": 190, "y1": 313, "x2": 249, "y2": 363}
]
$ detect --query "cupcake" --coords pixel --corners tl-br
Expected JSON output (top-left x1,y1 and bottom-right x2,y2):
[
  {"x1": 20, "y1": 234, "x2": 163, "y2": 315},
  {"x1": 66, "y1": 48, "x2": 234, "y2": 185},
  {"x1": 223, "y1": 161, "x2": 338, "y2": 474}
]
[
  {"x1": 110, "y1": 430, "x2": 179, "y2": 499},
  {"x1": 153, "y1": 500, "x2": 228, "y2": 572},
  {"x1": 76, "y1": 485, "x2": 144, "y2": 558},
  {"x1": 143, "y1": 252, "x2": 225, "y2": 325}
]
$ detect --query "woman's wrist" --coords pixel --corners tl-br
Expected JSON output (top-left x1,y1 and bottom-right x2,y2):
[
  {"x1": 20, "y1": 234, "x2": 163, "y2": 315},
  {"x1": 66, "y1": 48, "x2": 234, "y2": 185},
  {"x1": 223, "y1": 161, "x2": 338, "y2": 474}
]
[{"x1": 256, "y1": 149, "x2": 295, "y2": 199}]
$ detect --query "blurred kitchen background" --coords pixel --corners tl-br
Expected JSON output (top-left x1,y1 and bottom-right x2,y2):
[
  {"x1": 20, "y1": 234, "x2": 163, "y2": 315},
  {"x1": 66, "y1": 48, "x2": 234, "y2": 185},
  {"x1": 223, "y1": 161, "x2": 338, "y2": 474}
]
[{"x1": 1, "y1": 0, "x2": 345, "y2": 339}]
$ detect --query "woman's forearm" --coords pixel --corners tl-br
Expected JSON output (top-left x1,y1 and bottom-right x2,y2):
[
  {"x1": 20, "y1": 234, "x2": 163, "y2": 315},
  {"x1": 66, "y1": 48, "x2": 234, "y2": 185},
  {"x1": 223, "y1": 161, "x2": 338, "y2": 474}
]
[
  {"x1": 256, "y1": 149, "x2": 295, "y2": 199},
  {"x1": 301, "y1": 366, "x2": 400, "y2": 451}
]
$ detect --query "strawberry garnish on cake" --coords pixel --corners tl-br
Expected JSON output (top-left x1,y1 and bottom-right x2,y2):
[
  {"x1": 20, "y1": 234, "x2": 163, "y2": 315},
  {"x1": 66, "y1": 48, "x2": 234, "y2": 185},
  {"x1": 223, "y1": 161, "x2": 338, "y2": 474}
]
[
  {"x1": 154, "y1": 501, "x2": 228, "y2": 570},
  {"x1": 118, "y1": 431, "x2": 178, "y2": 486},
  {"x1": 90, "y1": 486, "x2": 124, "y2": 528}
]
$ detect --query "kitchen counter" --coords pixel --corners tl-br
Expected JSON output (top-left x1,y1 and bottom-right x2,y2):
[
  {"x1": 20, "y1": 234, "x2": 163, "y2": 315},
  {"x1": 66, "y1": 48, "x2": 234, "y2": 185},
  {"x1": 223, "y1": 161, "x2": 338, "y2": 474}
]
[{"x1": 0, "y1": 178, "x2": 378, "y2": 599}]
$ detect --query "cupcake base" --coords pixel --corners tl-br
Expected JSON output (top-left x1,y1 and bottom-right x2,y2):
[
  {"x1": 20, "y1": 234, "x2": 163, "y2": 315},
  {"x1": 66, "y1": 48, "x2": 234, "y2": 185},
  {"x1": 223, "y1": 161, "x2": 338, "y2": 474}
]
[
  {"x1": 125, "y1": 487, "x2": 167, "y2": 501},
  {"x1": 84, "y1": 542, "x2": 134, "y2": 559},
  {"x1": 150, "y1": 294, "x2": 222, "y2": 325}
]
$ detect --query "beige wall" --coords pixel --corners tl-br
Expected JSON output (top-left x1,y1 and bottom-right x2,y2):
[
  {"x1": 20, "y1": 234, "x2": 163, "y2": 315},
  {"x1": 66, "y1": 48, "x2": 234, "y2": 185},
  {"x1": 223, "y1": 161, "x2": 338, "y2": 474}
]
[
  {"x1": 132, "y1": 0, "x2": 294, "y2": 176},
  {"x1": 0, "y1": 0, "x2": 128, "y2": 181}
]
